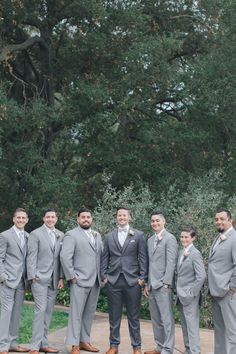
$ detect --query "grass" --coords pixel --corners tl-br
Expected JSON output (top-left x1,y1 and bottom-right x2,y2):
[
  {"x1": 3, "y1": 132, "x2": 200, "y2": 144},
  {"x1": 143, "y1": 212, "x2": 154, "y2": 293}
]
[{"x1": 18, "y1": 304, "x2": 69, "y2": 344}]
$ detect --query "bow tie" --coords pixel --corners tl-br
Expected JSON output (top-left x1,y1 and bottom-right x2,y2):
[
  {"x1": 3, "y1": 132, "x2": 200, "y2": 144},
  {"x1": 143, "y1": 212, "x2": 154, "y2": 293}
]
[{"x1": 118, "y1": 227, "x2": 128, "y2": 232}]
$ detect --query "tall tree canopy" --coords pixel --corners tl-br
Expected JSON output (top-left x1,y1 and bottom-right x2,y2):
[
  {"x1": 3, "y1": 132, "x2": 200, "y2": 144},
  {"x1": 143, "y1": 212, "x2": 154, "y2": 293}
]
[{"x1": 0, "y1": 0, "x2": 234, "y2": 228}]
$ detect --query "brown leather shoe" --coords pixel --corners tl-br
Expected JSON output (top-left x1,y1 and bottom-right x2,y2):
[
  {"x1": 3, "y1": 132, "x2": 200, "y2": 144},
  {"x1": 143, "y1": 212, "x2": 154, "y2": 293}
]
[
  {"x1": 133, "y1": 350, "x2": 142, "y2": 354},
  {"x1": 144, "y1": 351, "x2": 160, "y2": 354},
  {"x1": 9, "y1": 347, "x2": 30, "y2": 353},
  {"x1": 71, "y1": 346, "x2": 80, "y2": 354},
  {"x1": 29, "y1": 351, "x2": 39, "y2": 354},
  {"x1": 39, "y1": 348, "x2": 59, "y2": 353},
  {"x1": 105, "y1": 348, "x2": 118, "y2": 354},
  {"x1": 79, "y1": 343, "x2": 99, "y2": 353},
  {"x1": 0, "y1": 351, "x2": 9, "y2": 354}
]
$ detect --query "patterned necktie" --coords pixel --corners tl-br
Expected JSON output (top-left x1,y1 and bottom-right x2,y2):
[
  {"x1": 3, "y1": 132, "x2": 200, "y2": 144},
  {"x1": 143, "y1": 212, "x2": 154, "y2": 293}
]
[
  {"x1": 49, "y1": 230, "x2": 56, "y2": 246},
  {"x1": 86, "y1": 231, "x2": 95, "y2": 246}
]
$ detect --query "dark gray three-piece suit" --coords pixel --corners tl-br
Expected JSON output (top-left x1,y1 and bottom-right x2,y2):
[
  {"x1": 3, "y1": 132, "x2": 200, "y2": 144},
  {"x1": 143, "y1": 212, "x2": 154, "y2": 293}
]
[{"x1": 101, "y1": 227, "x2": 148, "y2": 349}]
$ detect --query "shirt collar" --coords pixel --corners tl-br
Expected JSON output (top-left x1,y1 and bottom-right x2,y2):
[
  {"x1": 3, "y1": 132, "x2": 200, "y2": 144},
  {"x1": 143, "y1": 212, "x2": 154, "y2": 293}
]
[
  {"x1": 44, "y1": 224, "x2": 56, "y2": 234},
  {"x1": 155, "y1": 228, "x2": 165, "y2": 239},
  {"x1": 13, "y1": 225, "x2": 24, "y2": 236},
  {"x1": 184, "y1": 243, "x2": 193, "y2": 252}
]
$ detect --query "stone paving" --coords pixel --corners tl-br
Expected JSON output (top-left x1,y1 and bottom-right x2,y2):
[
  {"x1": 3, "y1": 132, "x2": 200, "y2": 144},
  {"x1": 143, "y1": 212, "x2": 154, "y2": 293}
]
[{"x1": 47, "y1": 311, "x2": 214, "y2": 354}]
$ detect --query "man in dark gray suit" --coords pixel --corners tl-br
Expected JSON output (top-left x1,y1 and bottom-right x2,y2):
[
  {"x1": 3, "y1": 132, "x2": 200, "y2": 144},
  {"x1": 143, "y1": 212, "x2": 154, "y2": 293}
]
[
  {"x1": 27, "y1": 209, "x2": 64, "y2": 354},
  {"x1": 208, "y1": 208, "x2": 236, "y2": 354},
  {"x1": 60, "y1": 208, "x2": 102, "y2": 354},
  {"x1": 101, "y1": 207, "x2": 148, "y2": 354},
  {"x1": 144, "y1": 211, "x2": 178, "y2": 354},
  {"x1": 0, "y1": 208, "x2": 30, "y2": 354}
]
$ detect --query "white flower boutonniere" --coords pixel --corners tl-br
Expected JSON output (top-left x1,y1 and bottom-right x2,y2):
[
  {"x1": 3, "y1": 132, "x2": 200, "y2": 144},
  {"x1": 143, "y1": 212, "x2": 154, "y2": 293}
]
[
  {"x1": 183, "y1": 250, "x2": 190, "y2": 257},
  {"x1": 220, "y1": 234, "x2": 227, "y2": 241},
  {"x1": 55, "y1": 232, "x2": 60, "y2": 239},
  {"x1": 128, "y1": 229, "x2": 135, "y2": 237},
  {"x1": 92, "y1": 231, "x2": 98, "y2": 238}
]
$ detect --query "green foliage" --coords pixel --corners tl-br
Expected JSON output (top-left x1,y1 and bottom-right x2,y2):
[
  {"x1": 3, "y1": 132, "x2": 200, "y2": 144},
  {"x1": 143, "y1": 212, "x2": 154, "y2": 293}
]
[{"x1": 18, "y1": 305, "x2": 68, "y2": 344}]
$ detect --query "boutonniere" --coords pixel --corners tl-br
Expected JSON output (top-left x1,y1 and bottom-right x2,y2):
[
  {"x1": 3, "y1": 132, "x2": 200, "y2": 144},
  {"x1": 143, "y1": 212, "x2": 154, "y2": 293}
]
[
  {"x1": 55, "y1": 232, "x2": 60, "y2": 239},
  {"x1": 91, "y1": 231, "x2": 98, "y2": 238},
  {"x1": 183, "y1": 250, "x2": 190, "y2": 257},
  {"x1": 128, "y1": 229, "x2": 135, "y2": 237},
  {"x1": 220, "y1": 234, "x2": 227, "y2": 241}
]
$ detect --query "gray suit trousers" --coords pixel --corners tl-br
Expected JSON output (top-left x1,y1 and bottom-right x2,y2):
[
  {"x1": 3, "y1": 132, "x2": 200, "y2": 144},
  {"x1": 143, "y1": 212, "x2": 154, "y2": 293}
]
[
  {"x1": 148, "y1": 287, "x2": 175, "y2": 354},
  {"x1": 31, "y1": 281, "x2": 57, "y2": 350},
  {"x1": 65, "y1": 281, "x2": 100, "y2": 345},
  {"x1": 212, "y1": 293, "x2": 236, "y2": 354},
  {"x1": 177, "y1": 295, "x2": 200, "y2": 354},
  {"x1": 0, "y1": 281, "x2": 25, "y2": 350}
]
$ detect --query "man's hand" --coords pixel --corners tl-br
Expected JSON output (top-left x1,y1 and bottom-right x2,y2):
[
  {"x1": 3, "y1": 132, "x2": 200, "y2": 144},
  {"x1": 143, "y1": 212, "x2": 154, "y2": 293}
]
[
  {"x1": 144, "y1": 285, "x2": 149, "y2": 298},
  {"x1": 57, "y1": 279, "x2": 64, "y2": 289},
  {"x1": 137, "y1": 279, "x2": 145, "y2": 287},
  {"x1": 102, "y1": 278, "x2": 108, "y2": 285},
  {"x1": 70, "y1": 277, "x2": 77, "y2": 284}
]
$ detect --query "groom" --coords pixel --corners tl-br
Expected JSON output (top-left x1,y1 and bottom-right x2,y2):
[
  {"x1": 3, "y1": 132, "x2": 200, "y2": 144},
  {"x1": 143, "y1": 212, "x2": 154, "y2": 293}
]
[{"x1": 101, "y1": 207, "x2": 148, "y2": 354}]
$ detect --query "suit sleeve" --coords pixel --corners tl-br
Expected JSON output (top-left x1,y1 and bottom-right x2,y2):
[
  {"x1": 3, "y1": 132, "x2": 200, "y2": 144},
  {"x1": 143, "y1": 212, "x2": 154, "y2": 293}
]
[
  {"x1": 59, "y1": 233, "x2": 65, "y2": 279},
  {"x1": 100, "y1": 235, "x2": 110, "y2": 281},
  {"x1": 60, "y1": 233, "x2": 76, "y2": 280},
  {"x1": 192, "y1": 251, "x2": 206, "y2": 296},
  {"x1": 0, "y1": 233, "x2": 8, "y2": 282},
  {"x1": 27, "y1": 232, "x2": 39, "y2": 280},
  {"x1": 229, "y1": 238, "x2": 236, "y2": 290},
  {"x1": 138, "y1": 232, "x2": 148, "y2": 281},
  {"x1": 163, "y1": 235, "x2": 178, "y2": 285}
]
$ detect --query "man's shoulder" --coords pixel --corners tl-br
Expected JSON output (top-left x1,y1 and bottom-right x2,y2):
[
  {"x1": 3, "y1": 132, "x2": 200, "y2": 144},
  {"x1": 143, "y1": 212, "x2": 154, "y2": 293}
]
[
  {"x1": 164, "y1": 229, "x2": 176, "y2": 240},
  {"x1": 29, "y1": 225, "x2": 44, "y2": 237},
  {"x1": 1, "y1": 227, "x2": 14, "y2": 237},
  {"x1": 104, "y1": 228, "x2": 116, "y2": 238},
  {"x1": 131, "y1": 227, "x2": 144, "y2": 236},
  {"x1": 65, "y1": 226, "x2": 79, "y2": 237}
]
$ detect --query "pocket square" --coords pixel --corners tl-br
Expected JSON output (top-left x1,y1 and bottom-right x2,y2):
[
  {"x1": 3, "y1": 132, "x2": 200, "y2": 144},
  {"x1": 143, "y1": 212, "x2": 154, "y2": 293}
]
[{"x1": 130, "y1": 240, "x2": 135, "y2": 243}]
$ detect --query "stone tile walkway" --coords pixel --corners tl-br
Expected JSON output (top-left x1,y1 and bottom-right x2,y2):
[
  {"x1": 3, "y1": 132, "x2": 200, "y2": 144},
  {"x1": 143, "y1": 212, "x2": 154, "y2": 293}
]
[{"x1": 47, "y1": 311, "x2": 214, "y2": 354}]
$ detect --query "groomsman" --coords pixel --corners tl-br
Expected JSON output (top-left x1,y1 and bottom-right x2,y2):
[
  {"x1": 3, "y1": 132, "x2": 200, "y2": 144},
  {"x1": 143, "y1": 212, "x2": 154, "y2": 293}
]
[
  {"x1": 60, "y1": 208, "x2": 103, "y2": 354},
  {"x1": 176, "y1": 227, "x2": 206, "y2": 354},
  {"x1": 144, "y1": 211, "x2": 178, "y2": 354},
  {"x1": 27, "y1": 209, "x2": 64, "y2": 354},
  {"x1": 208, "y1": 208, "x2": 236, "y2": 354},
  {"x1": 0, "y1": 208, "x2": 29, "y2": 354},
  {"x1": 101, "y1": 207, "x2": 148, "y2": 354}
]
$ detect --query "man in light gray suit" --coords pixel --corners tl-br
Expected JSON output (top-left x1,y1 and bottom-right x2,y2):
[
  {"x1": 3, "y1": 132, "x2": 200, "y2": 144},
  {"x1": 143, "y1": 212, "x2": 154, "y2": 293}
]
[
  {"x1": 176, "y1": 227, "x2": 206, "y2": 354},
  {"x1": 101, "y1": 207, "x2": 148, "y2": 354},
  {"x1": 27, "y1": 209, "x2": 64, "y2": 354},
  {"x1": 208, "y1": 208, "x2": 236, "y2": 354},
  {"x1": 144, "y1": 211, "x2": 178, "y2": 354},
  {"x1": 0, "y1": 208, "x2": 30, "y2": 354},
  {"x1": 60, "y1": 208, "x2": 102, "y2": 354}
]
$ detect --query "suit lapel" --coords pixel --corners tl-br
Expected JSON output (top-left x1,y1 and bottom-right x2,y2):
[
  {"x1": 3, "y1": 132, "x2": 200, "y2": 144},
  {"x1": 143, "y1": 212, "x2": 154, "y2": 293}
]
[
  {"x1": 122, "y1": 227, "x2": 133, "y2": 253},
  {"x1": 80, "y1": 227, "x2": 97, "y2": 251},
  {"x1": 42, "y1": 226, "x2": 54, "y2": 252},
  {"x1": 11, "y1": 227, "x2": 23, "y2": 253},
  {"x1": 113, "y1": 229, "x2": 122, "y2": 252}
]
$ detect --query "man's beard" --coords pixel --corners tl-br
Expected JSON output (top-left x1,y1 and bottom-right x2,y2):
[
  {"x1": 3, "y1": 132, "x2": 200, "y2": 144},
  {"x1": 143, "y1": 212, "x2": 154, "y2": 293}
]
[
  {"x1": 80, "y1": 224, "x2": 91, "y2": 230},
  {"x1": 217, "y1": 228, "x2": 224, "y2": 233}
]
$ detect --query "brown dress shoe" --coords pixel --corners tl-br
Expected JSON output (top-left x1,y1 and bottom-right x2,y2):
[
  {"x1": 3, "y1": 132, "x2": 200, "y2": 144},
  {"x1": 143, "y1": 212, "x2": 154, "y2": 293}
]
[
  {"x1": 144, "y1": 351, "x2": 160, "y2": 354},
  {"x1": 133, "y1": 350, "x2": 142, "y2": 354},
  {"x1": 39, "y1": 349, "x2": 58, "y2": 354},
  {"x1": 29, "y1": 351, "x2": 39, "y2": 354},
  {"x1": 0, "y1": 351, "x2": 9, "y2": 354},
  {"x1": 71, "y1": 346, "x2": 80, "y2": 354},
  {"x1": 79, "y1": 343, "x2": 99, "y2": 353},
  {"x1": 9, "y1": 347, "x2": 30, "y2": 353},
  {"x1": 105, "y1": 348, "x2": 118, "y2": 354}
]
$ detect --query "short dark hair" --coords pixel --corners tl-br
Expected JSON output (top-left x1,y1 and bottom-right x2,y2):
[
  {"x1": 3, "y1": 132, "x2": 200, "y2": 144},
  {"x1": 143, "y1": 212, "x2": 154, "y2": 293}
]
[
  {"x1": 78, "y1": 207, "x2": 92, "y2": 217},
  {"x1": 151, "y1": 210, "x2": 165, "y2": 219},
  {"x1": 216, "y1": 208, "x2": 232, "y2": 219},
  {"x1": 44, "y1": 208, "x2": 57, "y2": 216},
  {"x1": 14, "y1": 208, "x2": 28, "y2": 217},
  {"x1": 181, "y1": 226, "x2": 196, "y2": 238},
  {"x1": 116, "y1": 207, "x2": 131, "y2": 215}
]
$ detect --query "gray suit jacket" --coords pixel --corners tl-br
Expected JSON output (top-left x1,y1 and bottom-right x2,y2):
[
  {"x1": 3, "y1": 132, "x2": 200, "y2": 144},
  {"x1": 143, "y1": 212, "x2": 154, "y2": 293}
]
[
  {"x1": 208, "y1": 227, "x2": 236, "y2": 297},
  {"x1": 147, "y1": 229, "x2": 178, "y2": 289},
  {"x1": 176, "y1": 245, "x2": 206, "y2": 306},
  {"x1": 101, "y1": 227, "x2": 148, "y2": 286},
  {"x1": 60, "y1": 226, "x2": 103, "y2": 287},
  {"x1": 27, "y1": 225, "x2": 64, "y2": 289},
  {"x1": 0, "y1": 226, "x2": 28, "y2": 289}
]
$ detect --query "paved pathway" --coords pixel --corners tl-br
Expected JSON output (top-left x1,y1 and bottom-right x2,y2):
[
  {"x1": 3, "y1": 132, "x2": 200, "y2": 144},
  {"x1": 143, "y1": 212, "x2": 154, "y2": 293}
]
[{"x1": 47, "y1": 312, "x2": 214, "y2": 354}]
